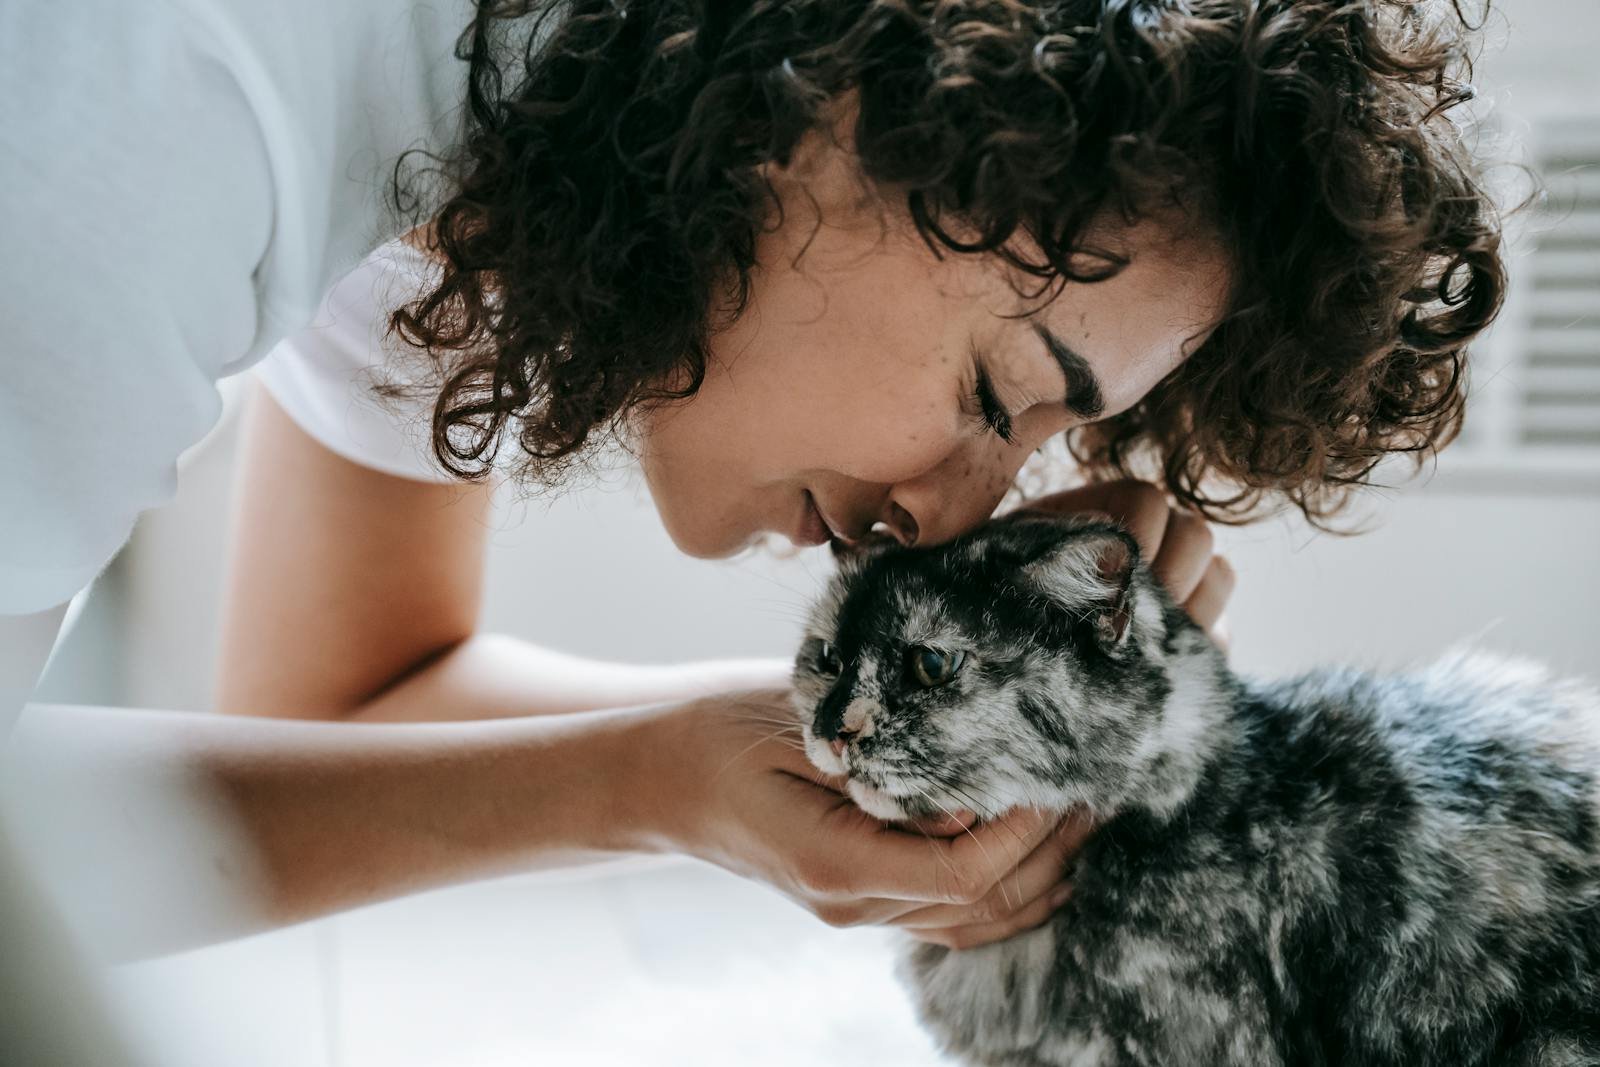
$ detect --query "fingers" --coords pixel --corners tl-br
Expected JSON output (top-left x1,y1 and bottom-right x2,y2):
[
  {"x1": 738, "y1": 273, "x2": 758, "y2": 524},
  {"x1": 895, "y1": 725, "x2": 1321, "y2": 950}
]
[
  {"x1": 802, "y1": 803, "x2": 1059, "y2": 906},
  {"x1": 898, "y1": 809, "x2": 977, "y2": 838},
  {"x1": 904, "y1": 878, "x2": 1074, "y2": 950},
  {"x1": 1020, "y1": 479, "x2": 1148, "y2": 521},
  {"x1": 1149, "y1": 510, "x2": 1213, "y2": 604},
  {"x1": 891, "y1": 809, "x2": 1091, "y2": 932},
  {"x1": 801, "y1": 808, "x2": 1090, "y2": 934},
  {"x1": 937, "y1": 806, "x2": 1063, "y2": 903},
  {"x1": 740, "y1": 710, "x2": 844, "y2": 788},
  {"x1": 1210, "y1": 612, "x2": 1233, "y2": 655},
  {"x1": 1181, "y1": 554, "x2": 1236, "y2": 635}
]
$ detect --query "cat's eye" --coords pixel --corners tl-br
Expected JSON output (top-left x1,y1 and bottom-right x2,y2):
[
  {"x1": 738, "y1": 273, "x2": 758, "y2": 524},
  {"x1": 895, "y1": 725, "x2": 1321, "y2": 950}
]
[
  {"x1": 908, "y1": 646, "x2": 966, "y2": 688},
  {"x1": 812, "y1": 639, "x2": 843, "y2": 676}
]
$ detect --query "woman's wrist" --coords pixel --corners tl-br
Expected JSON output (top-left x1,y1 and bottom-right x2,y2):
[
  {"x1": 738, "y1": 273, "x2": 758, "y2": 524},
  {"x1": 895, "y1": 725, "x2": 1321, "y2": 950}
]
[{"x1": 599, "y1": 697, "x2": 707, "y2": 859}]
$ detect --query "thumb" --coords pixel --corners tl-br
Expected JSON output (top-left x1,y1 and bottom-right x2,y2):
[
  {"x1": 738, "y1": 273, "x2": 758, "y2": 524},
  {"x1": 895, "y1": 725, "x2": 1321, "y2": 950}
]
[{"x1": 897, "y1": 809, "x2": 977, "y2": 838}]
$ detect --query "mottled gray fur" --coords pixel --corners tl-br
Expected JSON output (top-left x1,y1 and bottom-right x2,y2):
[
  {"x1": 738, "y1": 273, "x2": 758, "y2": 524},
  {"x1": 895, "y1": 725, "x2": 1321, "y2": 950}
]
[{"x1": 791, "y1": 515, "x2": 1600, "y2": 1066}]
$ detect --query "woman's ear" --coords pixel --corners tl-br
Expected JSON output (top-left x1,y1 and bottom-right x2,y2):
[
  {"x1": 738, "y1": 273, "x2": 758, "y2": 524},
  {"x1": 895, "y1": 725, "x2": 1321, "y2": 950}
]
[{"x1": 1018, "y1": 528, "x2": 1140, "y2": 650}]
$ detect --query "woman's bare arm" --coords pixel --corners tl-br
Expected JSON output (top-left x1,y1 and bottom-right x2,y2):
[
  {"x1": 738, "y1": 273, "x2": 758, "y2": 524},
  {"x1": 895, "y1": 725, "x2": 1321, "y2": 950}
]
[
  {"x1": 216, "y1": 381, "x2": 786, "y2": 722},
  {"x1": 0, "y1": 694, "x2": 670, "y2": 957},
  {"x1": 214, "y1": 378, "x2": 494, "y2": 718}
]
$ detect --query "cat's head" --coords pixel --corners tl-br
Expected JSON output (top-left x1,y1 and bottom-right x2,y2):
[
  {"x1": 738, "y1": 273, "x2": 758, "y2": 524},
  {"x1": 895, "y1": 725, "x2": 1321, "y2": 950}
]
[{"x1": 791, "y1": 513, "x2": 1231, "y2": 824}]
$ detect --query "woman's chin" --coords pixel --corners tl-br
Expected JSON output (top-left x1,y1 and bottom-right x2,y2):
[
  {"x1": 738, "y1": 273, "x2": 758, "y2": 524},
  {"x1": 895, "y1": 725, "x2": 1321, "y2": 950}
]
[
  {"x1": 653, "y1": 510, "x2": 746, "y2": 560},
  {"x1": 635, "y1": 474, "x2": 751, "y2": 559}
]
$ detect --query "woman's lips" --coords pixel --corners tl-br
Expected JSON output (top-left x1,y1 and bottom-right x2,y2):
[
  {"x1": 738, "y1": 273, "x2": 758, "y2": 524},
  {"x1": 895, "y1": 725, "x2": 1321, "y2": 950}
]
[{"x1": 814, "y1": 498, "x2": 869, "y2": 556}]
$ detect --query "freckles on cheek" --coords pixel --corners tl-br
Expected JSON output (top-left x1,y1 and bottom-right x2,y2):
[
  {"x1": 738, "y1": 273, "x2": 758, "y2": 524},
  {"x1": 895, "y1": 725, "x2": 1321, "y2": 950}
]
[{"x1": 949, "y1": 449, "x2": 1025, "y2": 516}]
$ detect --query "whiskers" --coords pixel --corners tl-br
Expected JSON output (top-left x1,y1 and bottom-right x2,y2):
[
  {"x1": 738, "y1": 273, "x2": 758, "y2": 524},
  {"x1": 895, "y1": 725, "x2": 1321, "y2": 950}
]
[
  {"x1": 923, "y1": 770, "x2": 1037, "y2": 910},
  {"x1": 710, "y1": 712, "x2": 810, "y2": 783},
  {"x1": 911, "y1": 785, "x2": 970, "y2": 893}
]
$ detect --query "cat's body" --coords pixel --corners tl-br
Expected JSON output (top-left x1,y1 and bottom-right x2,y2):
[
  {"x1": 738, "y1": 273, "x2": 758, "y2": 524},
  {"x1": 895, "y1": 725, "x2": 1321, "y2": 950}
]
[
  {"x1": 903, "y1": 655, "x2": 1600, "y2": 1067},
  {"x1": 791, "y1": 516, "x2": 1600, "y2": 1067}
]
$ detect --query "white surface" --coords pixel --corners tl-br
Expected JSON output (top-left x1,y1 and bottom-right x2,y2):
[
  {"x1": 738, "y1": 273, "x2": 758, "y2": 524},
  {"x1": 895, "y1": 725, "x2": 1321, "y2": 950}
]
[
  {"x1": 110, "y1": 860, "x2": 949, "y2": 1067},
  {"x1": 107, "y1": 923, "x2": 333, "y2": 1067}
]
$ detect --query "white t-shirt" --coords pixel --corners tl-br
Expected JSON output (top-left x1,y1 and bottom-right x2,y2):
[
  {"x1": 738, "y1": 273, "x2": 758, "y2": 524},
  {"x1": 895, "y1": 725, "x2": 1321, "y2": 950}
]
[
  {"x1": 253, "y1": 240, "x2": 461, "y2": 486},
  {"x1": 0, "y1": 0, "x2": 482, "y2": 615}
]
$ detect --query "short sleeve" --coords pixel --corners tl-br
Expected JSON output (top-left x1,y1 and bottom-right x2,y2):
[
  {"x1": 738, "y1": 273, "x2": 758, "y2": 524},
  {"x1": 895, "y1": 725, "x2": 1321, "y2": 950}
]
[{"x1": 253, "y1": 241, "x2": 462, "y2": 485}]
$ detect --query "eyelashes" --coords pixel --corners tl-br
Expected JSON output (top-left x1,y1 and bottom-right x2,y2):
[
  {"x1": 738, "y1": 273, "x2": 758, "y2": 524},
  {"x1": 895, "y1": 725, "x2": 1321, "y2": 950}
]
[{"x1": 968, "y1": 362, "x2": 1017, "y2": 444}]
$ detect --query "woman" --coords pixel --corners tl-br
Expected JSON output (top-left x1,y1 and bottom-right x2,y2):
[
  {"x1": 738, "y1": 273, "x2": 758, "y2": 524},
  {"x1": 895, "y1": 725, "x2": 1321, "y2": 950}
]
[{"x1": 2, "y1": 0, "x2": 1500, "y2": 974}]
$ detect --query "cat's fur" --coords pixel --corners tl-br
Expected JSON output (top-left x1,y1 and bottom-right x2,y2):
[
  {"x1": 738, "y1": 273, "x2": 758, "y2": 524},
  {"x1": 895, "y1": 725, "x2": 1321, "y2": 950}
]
[{"x1": 790, "y1": 514, "x2": 1600, "y2": 1066}]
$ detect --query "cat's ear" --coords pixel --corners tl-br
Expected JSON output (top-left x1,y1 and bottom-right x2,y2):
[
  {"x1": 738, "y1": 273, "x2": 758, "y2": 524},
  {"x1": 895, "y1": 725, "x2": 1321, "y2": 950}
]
[{"x1": 1019, "y1": 528, "x2": 1139, "y2": 649}]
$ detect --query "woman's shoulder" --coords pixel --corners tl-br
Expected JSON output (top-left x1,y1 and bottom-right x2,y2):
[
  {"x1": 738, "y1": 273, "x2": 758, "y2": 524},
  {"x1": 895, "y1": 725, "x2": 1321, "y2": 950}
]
[{"x1": 253, "y1": 237, "x2": 466, "y2": 487}]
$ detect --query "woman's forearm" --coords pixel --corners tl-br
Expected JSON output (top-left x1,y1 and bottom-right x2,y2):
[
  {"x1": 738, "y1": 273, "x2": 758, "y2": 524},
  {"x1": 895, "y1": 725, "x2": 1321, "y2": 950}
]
[
  {"x1": 0, "y1": 696, "x2": 678, "y2": 959},
  {"x1": 209, "y1": 702, "x2": 674, "y2": 920},
  {"x1": 345, "y1": 631, "x2": 791, "y2": 722},
  {"x1": 0, "y1": 632, "x2": 785, "y2": 959}
]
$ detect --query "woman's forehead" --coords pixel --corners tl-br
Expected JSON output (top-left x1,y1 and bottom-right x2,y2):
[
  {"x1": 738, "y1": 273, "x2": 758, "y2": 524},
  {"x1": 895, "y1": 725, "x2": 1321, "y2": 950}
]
[{"x1": 754, "y1": 119, "x2": 1231, "y2": 420}]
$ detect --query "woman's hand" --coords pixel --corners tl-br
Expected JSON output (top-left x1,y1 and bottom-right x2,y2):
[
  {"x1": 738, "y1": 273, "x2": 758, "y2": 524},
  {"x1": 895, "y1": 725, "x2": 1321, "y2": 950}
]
[
  {"x1": 1014, "y1": 479, "x2": 1235, "y2": 648},
  {"x1": 637, "y1": 688, "x2": 1093, "y2": 950}
]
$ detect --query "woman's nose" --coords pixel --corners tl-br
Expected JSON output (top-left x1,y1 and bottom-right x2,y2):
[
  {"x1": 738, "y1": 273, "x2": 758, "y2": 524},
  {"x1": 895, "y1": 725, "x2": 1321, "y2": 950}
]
[
  {"x1": 877, "y1": 500, "x2": 919, "y2": 547},
  {"x1": 885, "y1": 450, "x2": 1022, "y2": 548}
]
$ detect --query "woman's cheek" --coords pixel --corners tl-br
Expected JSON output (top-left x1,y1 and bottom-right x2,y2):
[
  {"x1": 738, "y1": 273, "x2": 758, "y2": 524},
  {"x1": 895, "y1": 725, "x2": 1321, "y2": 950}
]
[{"x1": 824, "y1": 416, "x2": 973, "y2": 486}]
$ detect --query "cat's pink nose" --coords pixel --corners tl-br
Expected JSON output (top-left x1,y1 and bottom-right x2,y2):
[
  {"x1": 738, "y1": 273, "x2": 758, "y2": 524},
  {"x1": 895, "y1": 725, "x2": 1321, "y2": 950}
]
[{"x1": 829, "y1": 738, "x2": 847, "y2": 758}]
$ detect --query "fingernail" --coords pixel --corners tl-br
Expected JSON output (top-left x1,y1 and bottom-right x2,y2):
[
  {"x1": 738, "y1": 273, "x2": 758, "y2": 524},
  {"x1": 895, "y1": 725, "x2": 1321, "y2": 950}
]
[{"x1": 1048, "y1": 881, "x2": 1074, "y2": 909}]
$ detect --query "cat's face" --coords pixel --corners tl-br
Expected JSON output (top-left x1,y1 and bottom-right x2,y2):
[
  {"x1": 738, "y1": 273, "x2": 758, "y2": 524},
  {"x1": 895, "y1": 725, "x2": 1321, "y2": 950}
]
[{"x1": 792, "y1": 515, "x2": 1224, "y2": 822}]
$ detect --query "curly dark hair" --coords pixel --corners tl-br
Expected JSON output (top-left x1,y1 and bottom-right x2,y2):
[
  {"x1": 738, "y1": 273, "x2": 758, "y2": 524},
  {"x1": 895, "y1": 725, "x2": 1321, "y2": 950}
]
[{"x1": 387, "y1": 0, "x2": 1504, "y2": 525}]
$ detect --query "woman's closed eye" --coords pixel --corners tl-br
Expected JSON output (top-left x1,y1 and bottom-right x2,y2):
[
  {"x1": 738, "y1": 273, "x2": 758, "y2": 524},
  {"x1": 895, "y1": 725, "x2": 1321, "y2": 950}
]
[
  {"x1": 973, "y1": 364, "x2": 1016, "y2": 444},
  {"x1": 963, "y1": 350, "x2": 1016, "y2": 444}
]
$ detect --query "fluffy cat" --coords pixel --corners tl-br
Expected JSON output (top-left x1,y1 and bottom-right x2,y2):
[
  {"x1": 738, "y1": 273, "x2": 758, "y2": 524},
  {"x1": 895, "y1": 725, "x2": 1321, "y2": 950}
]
[{"x1": 790, "y1": 513, "x2": 1600, "y2": 1066}]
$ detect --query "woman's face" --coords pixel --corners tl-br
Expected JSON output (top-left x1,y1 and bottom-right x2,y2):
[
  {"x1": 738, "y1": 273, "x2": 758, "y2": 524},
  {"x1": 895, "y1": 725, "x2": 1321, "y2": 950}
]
[{"x1": 636, "y1": 129, "x2": 1232, "y2": 559}]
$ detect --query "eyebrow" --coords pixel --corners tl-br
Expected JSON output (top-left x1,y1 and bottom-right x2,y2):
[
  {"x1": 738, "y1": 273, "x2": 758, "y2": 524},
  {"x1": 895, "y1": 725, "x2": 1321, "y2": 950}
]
[{"x1": 1033, "y1": 324, "x2": 1106, "y2": 420}]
